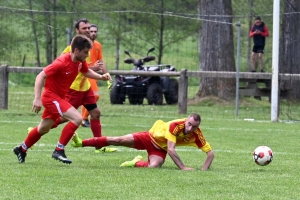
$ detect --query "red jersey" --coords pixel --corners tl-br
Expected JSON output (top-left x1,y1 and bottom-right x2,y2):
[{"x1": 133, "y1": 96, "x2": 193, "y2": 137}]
[{"x1": 43, "y1": 53, "x2": 89, "y2": 98}]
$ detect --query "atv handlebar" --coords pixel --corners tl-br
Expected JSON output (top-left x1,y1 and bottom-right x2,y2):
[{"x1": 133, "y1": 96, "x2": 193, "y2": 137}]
[
  {"x1": 143, "y1": 56, "x2": 155, "y2": 62},
  {"x1": 124, "y1": 58, "x2": 134, "y2": 64}
]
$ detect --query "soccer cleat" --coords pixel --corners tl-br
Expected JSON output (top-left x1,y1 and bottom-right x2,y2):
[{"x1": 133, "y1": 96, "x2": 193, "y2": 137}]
[
  {"x1": 13, "y1": 146, "x2": 27, "y2": 163},
  {"x1": 27, "y1": 127, "x2": 34, "y2": 149},
  {"x1": 81, "y1": 119, "x2": 90, "y2": 127},
  {"x1": 52, "y1": 149, "x2": 72, "y2": 164},
  {"x1": 71, "y1": 133, "x2": 82, "y2": 148},
  {"x1": 95, "y1": 147, "x2": 118, "y2": 153},
  {"x1": 120, "y1": 155, "x2": 143, "y2": 167}
]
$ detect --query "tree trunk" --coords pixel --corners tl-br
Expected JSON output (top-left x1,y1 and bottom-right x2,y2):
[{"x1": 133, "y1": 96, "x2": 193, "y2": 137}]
[
  {"x1": 197, "y1": 0, "x2": 236, "y2": 100},
  {"x1": 45, "y1": 0, "x2": 52, "y2": 65},
  {"x1": 115, "y1": 13, "x2": 121, "y2": 70},
  {"x1": 158, "y1": 0, "x2": 164, "y2": 65},
  {"x1": 280, "y1": 1, "x2": 300, "y2": 99},
  {"x1": 247, "y1": 0, "x2": 254, "y2": 71},
  {"x1": 53, "y1": 0, "x2": 58, "y2": 60},
  {"x1": 29, "y1": 0, "x2": 41, "y2": 67}
]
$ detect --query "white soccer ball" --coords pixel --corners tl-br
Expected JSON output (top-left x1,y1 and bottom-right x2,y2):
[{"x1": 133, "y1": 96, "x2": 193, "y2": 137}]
[{"x1": 253, "y1": 146, "x2": 273, "y2": 166}]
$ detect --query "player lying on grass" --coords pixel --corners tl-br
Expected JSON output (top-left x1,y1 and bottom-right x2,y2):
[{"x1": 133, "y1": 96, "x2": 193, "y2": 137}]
[{"x1": 72, "y1": 113, "x2": 214, "y2": 170}]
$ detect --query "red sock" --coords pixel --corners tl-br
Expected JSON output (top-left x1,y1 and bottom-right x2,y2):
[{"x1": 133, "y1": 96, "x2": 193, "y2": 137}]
[
  {"x1": 51, "y1": 117, "x2": 62, "y2": 129},
  {"x1": 82, "y1": 136, "x2": 108, "y2": 148},
  {"x1": 56, "y1": 121, "x2": 78, "y2": 150},
  {"x1": 22, "y1": 127, "x2": 41, "y2": 152},
  {"x1": 90, "y1": 119, "x2": 101, "y2": 137},
  {"x1": 135, "y1": 161, "x2": 149, "y2": 167}
]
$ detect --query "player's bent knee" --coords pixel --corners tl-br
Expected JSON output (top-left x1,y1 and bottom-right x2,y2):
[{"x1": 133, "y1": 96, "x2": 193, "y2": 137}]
[
  {"x1": 89, "y1": 108, "x2": 100, "y2": 119},
  {"x1": 148, "y1": 162, "x2": 163, "y2": 168}
]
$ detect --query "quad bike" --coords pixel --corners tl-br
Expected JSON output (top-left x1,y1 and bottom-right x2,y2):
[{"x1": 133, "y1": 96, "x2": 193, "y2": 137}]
[{"x1": 110, "y1": 47, "x2": 178, "y2": 105}]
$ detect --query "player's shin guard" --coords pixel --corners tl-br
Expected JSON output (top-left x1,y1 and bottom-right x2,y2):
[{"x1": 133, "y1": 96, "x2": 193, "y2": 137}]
[
  {"x1": 90, "y1": 119, "x2": 101, "y2": 137},
  {"x1": 82, "y1": 136, "x2": 108, "y2": 148},
  {"x1": 23, "y1": 127, "x2": 41, "y2": 151},
  {"x1": 57, "y1": 122, "x2": 78, "y2": 150}
]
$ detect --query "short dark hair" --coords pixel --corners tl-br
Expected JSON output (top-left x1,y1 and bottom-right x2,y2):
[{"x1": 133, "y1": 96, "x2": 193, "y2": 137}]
[
  {"x1": 90, "y1": 24, "x2": 98, "y2": 30},
  {"x1": 75, "y1": 18, "x2": 89, "y2": 29},
  {"x1": 188, "y1": 113, "x2": 201, "y2": 124},
  {"x1": 255, "y1": 16, "x2": 261, "y2": 21},
  {"x1": 70, "y1": 35, "x2": 92, "y2": 52}
]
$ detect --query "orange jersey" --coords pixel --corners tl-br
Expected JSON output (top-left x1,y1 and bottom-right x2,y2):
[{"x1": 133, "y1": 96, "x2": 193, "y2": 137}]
[
  {"x1": 149, "y1": 118, "x2": 212, "y2": 153},
  {"x1": 89, "y1": 40, "x2": 103, "y2": 66},
  {"x1": 62, "y1": 45, "x2": 91, "y2": 91},
  {"x1": 88, "y1": 40, "x2": 103, "y2": 92}
]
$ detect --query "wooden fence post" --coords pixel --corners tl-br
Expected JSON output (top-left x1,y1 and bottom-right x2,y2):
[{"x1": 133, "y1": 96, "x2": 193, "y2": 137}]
[
  {"x1": 0, "y1": 64, "x2": 8, "y2": 109},
  {"x1": 178, "y1": 68, "x2": 188, "y2": 114}
]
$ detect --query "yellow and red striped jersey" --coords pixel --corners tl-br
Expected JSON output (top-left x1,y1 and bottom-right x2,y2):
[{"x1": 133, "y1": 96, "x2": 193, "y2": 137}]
[{"x1": 149, "y1": 118, "x2": 212, "y2": 152}]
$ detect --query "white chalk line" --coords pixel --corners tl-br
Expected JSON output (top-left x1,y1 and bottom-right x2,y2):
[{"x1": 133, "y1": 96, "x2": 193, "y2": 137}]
[
  {"x1": 0, "y1": 120, "x2": 296, "y2": 133},
  {"x1": 0, "y1": 142, "x2": 296, "y2": 155}
]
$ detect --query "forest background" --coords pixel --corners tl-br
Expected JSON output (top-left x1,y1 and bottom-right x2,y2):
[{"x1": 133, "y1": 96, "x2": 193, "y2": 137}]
[{"x1": 1, "y1": 0, "x2": 300, "y2": 100}]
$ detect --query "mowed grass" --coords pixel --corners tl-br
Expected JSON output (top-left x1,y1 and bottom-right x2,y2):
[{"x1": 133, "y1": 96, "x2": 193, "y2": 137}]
[{"x1": 0, "y1": 98, "x2": 299, "y2": 200}]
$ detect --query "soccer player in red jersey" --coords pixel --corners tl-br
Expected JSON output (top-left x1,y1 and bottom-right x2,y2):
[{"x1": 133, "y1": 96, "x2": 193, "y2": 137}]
[
  {"x1": 50, "y1": 19, "x2": 117, "y2": 153},
  {"x1": 13, "y1": 35, "x2": 111, "y2": 164},
  {"x1": 72, "y1": 113, "x2": 215, "y2": 170}
]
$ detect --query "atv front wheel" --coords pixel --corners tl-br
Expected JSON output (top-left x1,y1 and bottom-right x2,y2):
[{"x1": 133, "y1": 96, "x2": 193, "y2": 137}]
[
  {"x1": 164, "y1": 79, "x2": 178, "y2": 104},
  {"x1": 110, "y1": 85, "x2": 125, "y2": 104},
  {"x1": 147, "y1": 83, "x2": 163, "y2": 105}
]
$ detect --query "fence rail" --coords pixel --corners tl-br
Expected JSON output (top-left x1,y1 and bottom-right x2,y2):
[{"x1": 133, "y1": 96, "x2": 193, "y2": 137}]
[{"x1": 1, "y1": 64, "x2": 300, "y2": 115}]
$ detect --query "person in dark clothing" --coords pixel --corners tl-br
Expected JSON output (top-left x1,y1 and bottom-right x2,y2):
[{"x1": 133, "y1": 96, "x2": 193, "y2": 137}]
[{"x1": 249, "y1": 16, "x2": 269, "y2": 72}]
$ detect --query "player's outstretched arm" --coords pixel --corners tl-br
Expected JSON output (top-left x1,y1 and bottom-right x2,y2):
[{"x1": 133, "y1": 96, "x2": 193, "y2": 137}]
[
  {"x1": 83, "y1": 69, "x2": 112, "y2": 81},
  {"x1": 201, "y1": 150, "x2": 214, "y2": 171},
  {"x1": 167, "y1": 140, "x2": 194, "y2": 170}
]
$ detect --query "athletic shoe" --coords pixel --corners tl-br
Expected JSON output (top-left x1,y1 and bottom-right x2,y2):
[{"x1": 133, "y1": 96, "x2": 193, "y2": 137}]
[
  {"x1": 120, "y1": 155, "x2": 143, "y2": 167},
  {"x1": 81, "y1": 119, "x2": 90, "y2": 127},
  {"x1": 71, "y1": 133, "x2": 82, "y2": 147},
  {"x1": 260, "y1": 69, "x2": 265, "y2": 73},
  {"x1": 13, "y1": 146, "x2": 26, "y2": 163},
  {"x1": 95, "y1": 147, "x2": 118, "y2": 153},
  {"x1": 52, "y1": 149, "x2": 72, "y2": 164},
  {"x1": 27, "y1": 127, "x2": 34, "y2": 149}
]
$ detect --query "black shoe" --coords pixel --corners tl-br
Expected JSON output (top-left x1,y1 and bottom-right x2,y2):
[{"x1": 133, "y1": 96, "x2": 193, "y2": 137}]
[
  {"x1": 81, "y1": 119, "x2": 90, "y2": 127},
  {"x1": 251, "y1": 70, "x2": 256, "y2": 72},
  {"x1": 52, "y1": 149, "x2": 72, "y2": 164},
  {"x1": 13, "y1": 145, "x2": 26, "y2": 163},
  {"x1": 260, "y1": 69, "x2": 265, "y2": 72}
]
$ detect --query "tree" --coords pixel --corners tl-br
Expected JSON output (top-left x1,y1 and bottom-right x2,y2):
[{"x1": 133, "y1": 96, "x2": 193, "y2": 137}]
[
  {"x1": 44, "y1": 0, "x2": 52, "y2": 65},
  {"x1": 279, "y1": 1, "x2": 300, "y2": 99},
  {"x1": 197, "y1": 0, "x2": 236, "y2": 100},
  {"x1": 29, "y1": 0, "x2": 41, "y2": 67}
]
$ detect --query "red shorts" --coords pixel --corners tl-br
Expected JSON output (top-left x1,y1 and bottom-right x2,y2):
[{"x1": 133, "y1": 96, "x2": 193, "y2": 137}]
[
  {"x1": 133, "y1": 131, "x2": 167, "y2": 161},
  {"x1": 41, "y1": 91, "x2": 73, "y2": 121},
  {"x1": 64, "y1": 88, "x2": 96, "y2": 109}
]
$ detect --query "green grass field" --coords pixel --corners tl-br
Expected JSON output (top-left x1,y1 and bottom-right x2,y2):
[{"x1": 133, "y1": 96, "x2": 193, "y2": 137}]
[{"x1": 1, "y1": 85, "x2": 299, "y2": 199}]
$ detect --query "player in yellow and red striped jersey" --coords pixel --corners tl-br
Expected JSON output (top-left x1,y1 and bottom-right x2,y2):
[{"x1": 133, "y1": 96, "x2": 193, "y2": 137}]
[{"x1": 72, "y1": 113, "x2": 214, "y2": 170}]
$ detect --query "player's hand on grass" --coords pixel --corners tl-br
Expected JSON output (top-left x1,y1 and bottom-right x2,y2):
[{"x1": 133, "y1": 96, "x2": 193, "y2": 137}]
[
  {"x1": 181, "y1": 166, "x2": 195, "y2": 171},
  {"x1": 32, "y1": 99, "x2": 42, "y2": 113}
]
